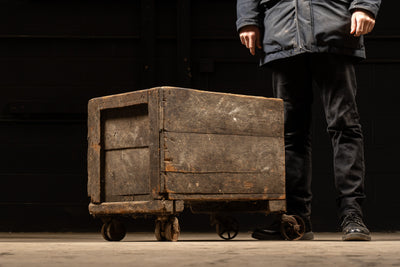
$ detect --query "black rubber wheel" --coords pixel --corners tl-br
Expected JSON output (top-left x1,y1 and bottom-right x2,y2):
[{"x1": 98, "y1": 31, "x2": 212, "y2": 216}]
[
  {"x1": 101, "y1": 222, "x2": 112, "y2": 241},
  {"x1": 215, "y1": 216, "x2": 239, "y2": 240},
  {"x1": 101, "y1": 219, "x2": 126, "y2": 242},
  {"x1": 164, "y1": 217, "x2": 180, "y2": 242},
  {"x1": 280, "y1": 214, "x2": 305, "y2": 241}
]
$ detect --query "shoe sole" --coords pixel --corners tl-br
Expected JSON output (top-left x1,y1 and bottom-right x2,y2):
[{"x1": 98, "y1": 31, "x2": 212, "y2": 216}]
[
  {"x1": 252, "y1": 231, "x2": 314, "y2": 241},
  {"x1": 301, "y1": 232, "x2": 314, "y2": 240},
  {"x1": 342, "y1": 233, "x2": 371, "y2": 241},
  {"x1": 251, "y1": 232, "x2": 282, "y2": 240}
]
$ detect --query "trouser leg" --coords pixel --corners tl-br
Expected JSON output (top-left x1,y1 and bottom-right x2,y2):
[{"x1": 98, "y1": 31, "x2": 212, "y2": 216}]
[
  {"x1": 270, "y1": 54, "x2": 313, "y2": 230},
  {"x1": 311, "y1": 54, "x2": 365, "y2": 219}
]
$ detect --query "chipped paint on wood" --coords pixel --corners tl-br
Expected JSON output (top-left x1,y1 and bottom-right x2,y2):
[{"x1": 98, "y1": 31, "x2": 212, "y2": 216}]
[
  {"x1": 165, "y1": 164, "x2": 179, "y2": 172},
  {"x1": 89, "y1": 200, "x2": 184, "y2": 215}
]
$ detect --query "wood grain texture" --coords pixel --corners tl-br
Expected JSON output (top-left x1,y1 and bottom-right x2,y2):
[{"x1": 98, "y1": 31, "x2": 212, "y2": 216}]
[
  {"x1": 101, "y1": 104, "x2": 149, "y2": 150},
  {"x1": 268, "y1": 200, "x2": 286, "y2": 213},
  {"x1": 164, "y1": 172, "x2": 284, "y2": 195},
  {"x1": 162, "y1": 132, "x2": 284, "y2": 173},
  {"x1": 88, "y1": 89, "x2": 148, "y2": 110},
  {"x1": 148, "y1": 89, "x2": 162, "y2": 198},
  {"x1": 167, "y1": 193, "x2": 285, "y2": 201},
  {"x1": 87, "y1": 99, "x2": 101, "y2": 203},
  {"x1": 189, "y1": 200, "x2": 276, "y2": 213},
  {"x1": 88, "y1": 200, "x2": 184, "y2": 216},
  {"x1": 104, "y1": 148, "x2": 150, "y2": 200},
  {"x1": 162, "y1": 87, "x2": 284, "y2": 137}
]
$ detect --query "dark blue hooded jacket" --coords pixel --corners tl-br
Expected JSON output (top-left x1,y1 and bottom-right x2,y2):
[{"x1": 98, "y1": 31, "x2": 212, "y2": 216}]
[{"x1": 237, "y1": 0, "x2": 381, "y2": 64}]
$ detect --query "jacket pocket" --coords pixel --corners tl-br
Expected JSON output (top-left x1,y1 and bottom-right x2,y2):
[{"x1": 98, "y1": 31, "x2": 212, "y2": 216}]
[
  {"x1": 262, "y1": 0, "x2": 296, "y2": 53},
  {"x1": 313, "y1": 1, "x2": 361, "y2": 49}
]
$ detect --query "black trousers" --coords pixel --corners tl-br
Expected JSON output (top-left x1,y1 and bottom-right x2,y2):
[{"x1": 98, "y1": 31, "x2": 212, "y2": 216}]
[{"x1": 269, "y1": 53, "x2": 366, "y2": 228}]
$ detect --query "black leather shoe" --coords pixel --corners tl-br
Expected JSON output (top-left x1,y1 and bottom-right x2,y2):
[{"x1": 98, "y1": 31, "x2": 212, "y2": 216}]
[
  {"x1": 252, "y1": 215, "x2": 314, "y2": 241},
  {"x1": 251, "y1": 228, "x2": 282, "y2": 240},
  {"x1": 341, "y1": 213, "x2": 371, "y2": 241}
]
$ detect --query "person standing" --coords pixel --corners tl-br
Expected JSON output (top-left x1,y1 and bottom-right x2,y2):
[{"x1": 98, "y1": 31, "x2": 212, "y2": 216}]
[{"x1": 236, "y1": 0, "x2": 381, "y2": 241}]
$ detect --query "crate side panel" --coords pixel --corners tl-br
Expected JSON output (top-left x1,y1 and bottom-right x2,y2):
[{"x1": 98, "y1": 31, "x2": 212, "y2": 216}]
[
  {"x1": 164, "y1": 172, "x2": 284, "y2": 195},
  {"x1": 148, "y1": 88, "x2": 162, "y2": 198},
  {"x1": 104, "y1": 148, "x2": 150, "y2": 199},
  {"x1": 102, "y1": 104, "x2": 149, "y2": 150},
  {"x1": 87, "y1": 100, "x2": 101, "y2": 202},
  {"x1": 163, "y1": 132, "x2": 284, "y2": 173},
  {"x1": 162, "y1": 87, "x2": 283, "y2": 137}
]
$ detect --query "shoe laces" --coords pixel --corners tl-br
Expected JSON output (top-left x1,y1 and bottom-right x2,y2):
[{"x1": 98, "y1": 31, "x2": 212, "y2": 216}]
[{"x1": 341, "y1": 213, "x2": 365, "y2": 228}]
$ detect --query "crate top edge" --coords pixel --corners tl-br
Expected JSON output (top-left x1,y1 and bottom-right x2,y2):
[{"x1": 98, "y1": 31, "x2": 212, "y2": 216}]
[
  {"x1": 88, "y1": 87, "x2": 155, "y2": 105},
  {"x1": 160, "y1": 86, "x2": 282, "y2": 103},
  {"x1": 88, "y1": 86, "x2": 283, "y2": 106}
]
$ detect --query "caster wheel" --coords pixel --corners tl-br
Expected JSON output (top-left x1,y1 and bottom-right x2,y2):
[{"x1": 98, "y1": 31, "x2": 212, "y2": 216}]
[
  {"x1": 101, "y1": 219, "x2": 126, "y2": 242},
  {"x1": 154, "y1": 219, "x2": 166, "y2": 241},
  {"x1": 216, "y1": 216, "x2": 239, "y2": 240},
  {"x1": 164, "y1": 217, "x2": 180, "y2": 242},
  {"x1": 101, "y1": 222, "x2": 112, "y2": 241},
  {"x1": 280, "y1": 214, "x2": 305, "y2": 241}
]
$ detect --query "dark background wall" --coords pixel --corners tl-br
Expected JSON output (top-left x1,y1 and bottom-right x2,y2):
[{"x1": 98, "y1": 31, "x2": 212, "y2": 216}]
[{"x1": 0, "y1": 0, "x2": 399, "y2": 232}]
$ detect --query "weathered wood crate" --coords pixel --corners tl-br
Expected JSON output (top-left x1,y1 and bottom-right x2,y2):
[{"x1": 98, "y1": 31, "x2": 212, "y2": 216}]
[{"x1": 88, "y1": 87, "x2": 288, "y2": 241}]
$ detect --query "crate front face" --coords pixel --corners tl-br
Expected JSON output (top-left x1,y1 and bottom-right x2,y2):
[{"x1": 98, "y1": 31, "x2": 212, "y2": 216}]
[
  {"x1": 160, "y1": 88, "x2": 285, "y2": 201},
  {"x1": 101, "y1": 104, "x2": 151, "y2": 202}
]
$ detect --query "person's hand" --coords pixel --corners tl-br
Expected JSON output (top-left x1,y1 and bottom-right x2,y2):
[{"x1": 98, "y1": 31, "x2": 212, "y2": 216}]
[
  {"x1": 350, "y1": 10, "x2": 376, "y2": 37},
  {"x1": 239, "y1": 25, "x2": 262, "y2": 55}
]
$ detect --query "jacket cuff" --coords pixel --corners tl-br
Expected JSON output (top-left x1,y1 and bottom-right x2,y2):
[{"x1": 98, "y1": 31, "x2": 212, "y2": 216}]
[
  {"x1": 349, "y1": 2, "x2": 380, "y2": 18},
  {"x1": 236, "y1": 19, "x2": 260, "y2": 32}
]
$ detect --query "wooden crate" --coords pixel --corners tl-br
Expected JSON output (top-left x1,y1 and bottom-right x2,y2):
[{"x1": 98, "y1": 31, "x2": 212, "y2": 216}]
[{"x1": 88, "y1": 87, "x2": 286, "y2": 217}]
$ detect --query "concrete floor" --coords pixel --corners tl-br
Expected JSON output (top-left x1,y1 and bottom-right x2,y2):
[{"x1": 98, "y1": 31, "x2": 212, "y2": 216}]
[{"x1": 0, "y1": 232, "x2": 399, "y2": 266}]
